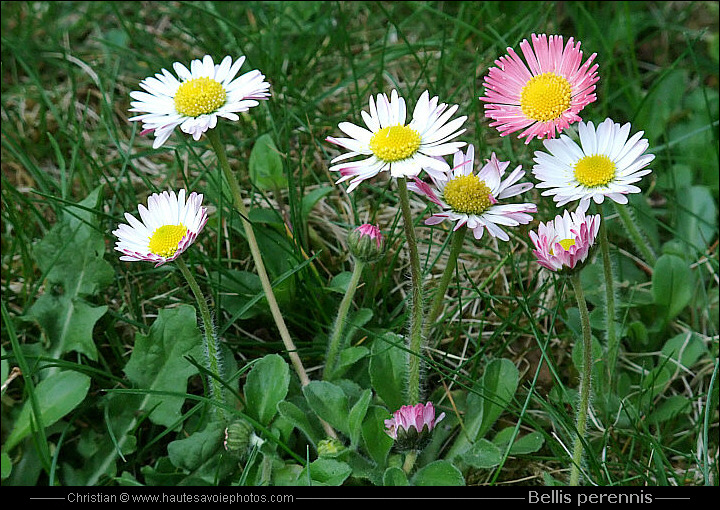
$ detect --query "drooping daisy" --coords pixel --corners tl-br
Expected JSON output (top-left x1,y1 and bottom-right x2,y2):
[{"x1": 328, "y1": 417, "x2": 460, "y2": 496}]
[
  {"x1": 113, "y1": 189, "x2": 208, "y2": 267},
  {"x1": 408, "y1": 145, "x2": 537, "y2": 241},
  {"x1": 129, "y1": 55, "x2": 271, "y2": 148},
  {"x1": 326, "y1": 89, "x2": 467, "y2": 192},
  {"x1": 532, "y1": 117, "x2": 655, "y2": 209},
  {"x1": 480, "y1": 33, "x2": 599, "y2": 143},
  {"x1": 529, "y1": 201, "x2": 601, "y2": 273}
]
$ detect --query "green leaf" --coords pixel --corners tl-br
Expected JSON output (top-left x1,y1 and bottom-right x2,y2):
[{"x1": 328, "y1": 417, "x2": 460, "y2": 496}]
[
  {"x1": 300, "y1": 186, "x2": 333, "y2": 223},
  {"x1": 27, "y1": 294, "x2": 107, "y2": 361},
  {"x1": 1, "y1": 452, "x2": 12, "y2": 480},
  {"x1": 652, "y1": 254, "x2": 694, "y2": 321},
  {"x1": 4, "y1": 370, "x2": 90, "y2": 451},
  {"x1": 248, "y1": 133, "x2": 286, "y2": 191},
  {"x1": 277, "y1": 400, "x2": 323, "y2": 447},
  {"x1": 648, "y1": 395, "x2": 692, "y2": 424},
  {"x1": 361, "y1": 405, "x2": 394, "y2": 466},
  {"x1": 369, "y1": 333, "x2": 407, "y2": 411},
  {"x1": 675, "y1": 185, "x2": 717, "y2": 255},
  {"x1": 297, "y1": 458, "x2": 352, "y2": 486},
  {"x1": 411, "y1": 460, "x2": 465, "y2": 486},
  {"x1": 123, "y1": 305, "x2": 203, "y2": 427},
  {"x1": 244, "y1": 354, "x2": 290, "y2": 426},
  {"x1": 167, "y1": 421, "x2": 225, "y2": 471},
  {"x1": 383, "y1": 466, "x2": 409, "y2": 486},
  {"x1": 492, "y1": 427, "x2": 545, "y2": 455},
  {"x1": 347, "y1": 388, "x2": 371, "y2": 446},
  {"x1": 461, "y1": 438, "x2": 502, "y2": 469},
  {"x1": 302, "y1": 380, "x2": 349, "y2": 435}
]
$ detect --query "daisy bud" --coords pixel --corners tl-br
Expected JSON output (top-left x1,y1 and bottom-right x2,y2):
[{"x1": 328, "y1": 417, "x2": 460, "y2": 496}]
[
  {"x1": 223, "y1": 419, "x2": 254, "y2": 454},
  {"x1": 317, "y1": 437, "x2": 347, "y2": 458},
  {"x1": 384, "y1": 402, "x2": 446, "y2": 451},
  {"x1": 347, "y1": 223, "x2": 384, "y2": 263}
]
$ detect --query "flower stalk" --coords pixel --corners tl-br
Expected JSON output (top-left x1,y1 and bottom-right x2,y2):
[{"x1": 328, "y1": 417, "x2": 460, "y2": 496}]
[
  {"x1": 176, "y1": 256, "x2": 227, "y2": 421},
  {"x1": 569, "y1": 271, "x2": 593, "y2": 486},
  {"x1": 597, "y1": 207, "x2": 618, "y2": 380},
  {"x1": 397, "y1": 177, "x2": 425, "y2": 406}
]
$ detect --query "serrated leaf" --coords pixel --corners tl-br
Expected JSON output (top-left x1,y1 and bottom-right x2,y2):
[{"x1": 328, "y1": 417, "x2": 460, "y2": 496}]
[
  {"x1": 4, "y1": 370, "x2": 90, "y2": 451},
  {"x1": 244, "y1": 354, "x2": 290, "y2": 426},
  {"x1": 123, "y1": 305, "x2": 203, "y2": 427}
]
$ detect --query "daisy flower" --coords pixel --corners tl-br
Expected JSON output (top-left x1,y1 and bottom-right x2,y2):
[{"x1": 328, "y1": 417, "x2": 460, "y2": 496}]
[
  {"x1": 408, "y1": 145, "x2": 537, "y2": 241},
  {"x1": 532, "y1": 117, "x2": 655, "y2": 209},
  {"x1": 385, "y1": 402, "x2": 445, "y2": 450},
  {"x1": 326, "y1": 89, "x2": 467, "y2": 192},
  {"x1": 113, "y1": 189, "x2": 208, "y2": 267},
  {"x1": 129, "y1": 55, "x2": 271, "y2": 148},
  {"x1": 529, "y1": 201, "x2": 601, "y2": 273},
  {"x1": 480, "y1": 33, "x2": 599, "y2": 143}
]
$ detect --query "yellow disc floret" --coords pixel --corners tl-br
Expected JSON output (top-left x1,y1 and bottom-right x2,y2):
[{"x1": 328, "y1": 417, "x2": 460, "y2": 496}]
[
  {"x1": 520, "y1": 72, "x2": 572, "y2": 122},
  {"x1": 369, "y1": 125, "x2": 422, "y2": 162},
  {"x1": 148, "y1": 224, "x2": 188, "y2": 258},
  {"x1": 443, "y1": 174, "x2": 494, "y2": 215},
  {"x1": 574, "y1": 154, "x2": 616, "y2": 187},
  {"x1": 558, "y1": 238, "x2": 576, "y2": 251},
  {"x1": 174, "y1": 77, "x2": 226, "y2": 117}
]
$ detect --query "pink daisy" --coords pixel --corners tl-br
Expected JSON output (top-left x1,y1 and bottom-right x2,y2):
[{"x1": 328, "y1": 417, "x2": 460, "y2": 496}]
[
  {"x1": 408, "y1": 145, "x2": 537, "y2": 241},
  {"x1": 529, "y1": 201, "x2": 601, "y2": 273},
  {"x1": 480, "y1": 33, "x2": 599, "y2": 144}
]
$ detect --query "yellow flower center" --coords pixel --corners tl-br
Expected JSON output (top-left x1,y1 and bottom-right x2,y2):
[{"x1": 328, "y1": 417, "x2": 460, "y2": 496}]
[
  {"x1": 550, "y1": 238, "x2": 576, "y2": 255},
  {"x1": 443, "y1": 174, "x2": 494, "y2": 215},
  {"x1": 174, "y1": 77, "x2": 226, "y2": 117},
  {"x1": 148, "y1": 224, "x2": 188, "y2": 258},
  {"x1": 520, "y1": 72, "x2": 572, "y2": 122},
  {"x1": 369, "y1": 125, "x2": 422, "y2": 162},
  {"x1": 574, "y1": 154, "x2": 616, "y2": 187}
]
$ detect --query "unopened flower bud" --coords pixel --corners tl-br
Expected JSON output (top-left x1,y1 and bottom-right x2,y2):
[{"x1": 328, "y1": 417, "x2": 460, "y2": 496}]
[
  {"x1": 224, "y1": 419, "x2": 254, "y2": 454},
  {"x1": 384, "y1": 402, "x2": 445, "y2": 451},
  {"x1": 347, "y1": 223, "x2": 384, "y2": 263},
  {"x1": 317, "y1": 437, "x2": 346, "y2": 458}
]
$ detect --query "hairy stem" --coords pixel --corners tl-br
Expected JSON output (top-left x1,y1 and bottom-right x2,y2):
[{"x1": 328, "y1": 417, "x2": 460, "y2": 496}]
[
  {"x1": 597, "y1": 208, "x2": 618, "y2": 382},
  {"x1": 569, "y1": 271, "x2": 593, "y2": 486},
  {"x1": 323, "y1": 259, "x2": 365, "y2": 380},
  {"x1": 397, "y1": 177, "x2": 425, "y2": 406},
  {"x1": 614, "y1": 201, "x2": 657, "y2": 266},
  {"x1": 176, "y1": 257, "x2": 227, "y2": 421}
]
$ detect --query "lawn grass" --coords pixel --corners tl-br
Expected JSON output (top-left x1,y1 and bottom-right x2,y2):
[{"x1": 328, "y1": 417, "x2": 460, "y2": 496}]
[{"x1": 1, "y1": 1, "x2": 718, "y2": 488}]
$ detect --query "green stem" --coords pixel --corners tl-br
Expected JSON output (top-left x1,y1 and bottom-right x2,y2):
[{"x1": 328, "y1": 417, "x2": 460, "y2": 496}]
[
  {"x1": 396, "y1": 177, "x2": 424, "y2": 406},
  {"x1": 176, "y1": 257, "x2": 227, "y2": 421},
  {"x1": 423, "y1": 226, "x2": 467, "y2": 340},
  {"x1": 569, "y1": 271, "x2": 593, "y2": 486},
  {"x1": 206, "y1": 129, "x2": 310, "y2": 386},
  {"x1": 614, "y1": 202, "x2": 657, "y2": 266},
  {"x1": 597, "y1": 208, "x2": 618, "y2": 382},
  {"x1": 323, "y1": 259, "x2": 365, "y2": 380},
  {"x1": 402, "y1": 449, "x2": 418, "y2": 474}
]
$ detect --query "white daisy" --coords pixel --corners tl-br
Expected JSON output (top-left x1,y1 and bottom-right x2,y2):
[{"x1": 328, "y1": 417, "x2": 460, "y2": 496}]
[
  {"x1": 326, "y1": 89, "x2": 467, "y2": 192},
  {"x1": 532, "y1": 118, "x2": 655, "y2": 209},
  {"x1": 113, "y1": 189, "x2": 208, "y2": 267},
  {"x1": 408, "y1": 145, "x2": 537, "y2": 241},
  {"x1": 129, "y1": 55, "x2": 271, "y2": 148}
]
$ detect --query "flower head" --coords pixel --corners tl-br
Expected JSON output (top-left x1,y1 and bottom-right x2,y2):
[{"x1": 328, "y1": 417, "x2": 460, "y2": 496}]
[
  {"x1": 408, "y1": 145, "x2": 537, "y2": 241},
  {"x1": 113, "y1": 189, "x2": 208, "y2": 267},
  {"x1": 347, "y1": 223, "x2": 385, "y2": 263},
  {"x1": 385, "y1": 402, "x2": 446, "y2": 451},
  {"x1": 129, "y1": 55, "x2": 271, "y2": 148},
  {"x1": 480, "y1": 34, "x2": 599, "y2": 143},
  {"x1": 326, "y1": 90, "x2": 467, "y2": 192},
  {"x1": 530, "y1": 202, "x2": 601, "y2": 273},
  {"x1": 532, "y1": 118, "x2": 655, "y2": 209}
]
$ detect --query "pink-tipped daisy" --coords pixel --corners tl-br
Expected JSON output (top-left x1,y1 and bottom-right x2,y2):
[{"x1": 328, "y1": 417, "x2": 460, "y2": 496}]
[
  {"x1": 385, "y1": 402, "x2": 446, "y2": 450},
  {"x1": 529, "y1": 201, "x2": 601, "y2": 273},
  {"x1": 113, "y1": 189, "x2": 208, "y2": 267},
  {"x1": 129, "y1": 55, "x2": 271, "y2": 148},
  {"x1": 326, "y1": 89, "x2": 467, "y2": 192},
  {"x1": 408, "y1": 145, "x2": 537, "y2": 241},
  {"x1": 480, "y1": 33, "x2": 599, "y2": 143},
  {"x1": 532, "y1": 118, "x2": 655, "y2": 209}
]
